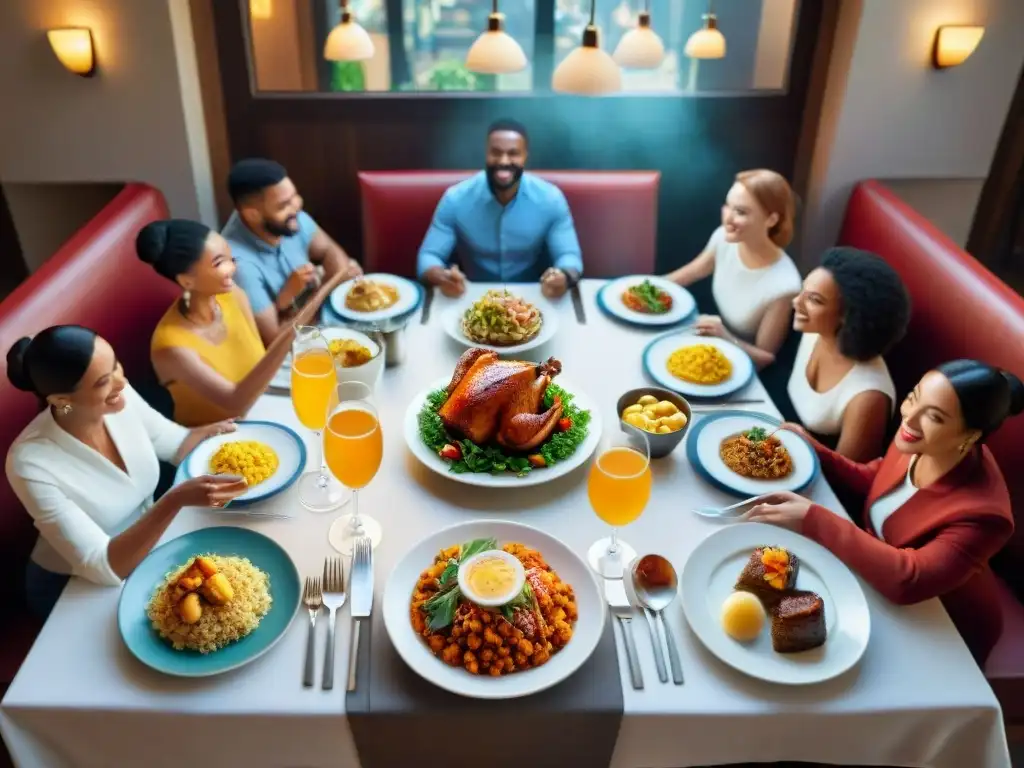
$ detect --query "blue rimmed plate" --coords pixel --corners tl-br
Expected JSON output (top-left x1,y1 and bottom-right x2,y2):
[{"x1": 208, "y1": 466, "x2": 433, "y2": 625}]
[
  {"x1": 117, "y1": 526, "x2": 301, "y2": 677},
  {"x1": 596, "y1": 275, "x2": 697, "y2": 328},
  {"x1": 686, "y1": 411, "x2": 819, "y2": 497},
  {"x1": 181, "y1": 421, "x2": 306, "y2": 506},
  {"x1": 642, "y1": 331, "x2": 755, "y2": 399},
  {"x1": 328, "y1": 273, "x2": 423, "y2": 324}
]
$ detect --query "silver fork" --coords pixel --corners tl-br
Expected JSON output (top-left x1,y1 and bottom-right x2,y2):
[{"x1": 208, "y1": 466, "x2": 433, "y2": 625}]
[
  {"x1": 321, "y1": 558, "x2": 347, "y2": 690},
  {"x1": 605, "y1": 579, "x2": 643, "y2": 690},
  {"x1": 302, "y1": 576, "x2": 322, "y2": 688}
]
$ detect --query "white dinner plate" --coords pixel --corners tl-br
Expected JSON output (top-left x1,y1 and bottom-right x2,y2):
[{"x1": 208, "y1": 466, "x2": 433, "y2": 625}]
[
  {"x1": 404, "y1": 376, "x2": 602, "y2": 488},
  {"x1": 443, "y1": 294, "x2": 559, "y2": 355},
  {"x1": 642, "y1": 331, "x2": 754, "y2": 399},
  {"x1": 383, "y1": 520, "x2": 606, "y2": 699},
  {"x1": 596, "y1": 275, "x2": 697, "y2": 327},
  {"x1": 270, "y1": 327, "x2": 385, "y2": 392},
  {"x1": 686, "y1": 411, "x2": 819, "y2": 497},
  {"x1": 681, "y1": 522, "x2": 871, "y2": 685},
  {"x1": 328, "y1": 273, "x2": 422, "y2": 323},
  {"x1": 181, "y1": 421, "x2": 306, "y2": 505}
]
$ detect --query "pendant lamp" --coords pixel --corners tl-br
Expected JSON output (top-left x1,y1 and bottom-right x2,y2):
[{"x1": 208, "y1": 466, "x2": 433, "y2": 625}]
[
  {"x1": 324, "y1": 0, "x2": 375, "y2": 61},
  {"x1": 685, "y1": 0, "x2": 726, "y2": 59},
  {"x1": 552, "y1": 0, "x2": 622, "y2": 95},
  {"x1": 613, "y1": 0, "x2": 665, "y2": 69},
  {"x1": 466, "y1": 1, "x2": 527, "y2": 74}
]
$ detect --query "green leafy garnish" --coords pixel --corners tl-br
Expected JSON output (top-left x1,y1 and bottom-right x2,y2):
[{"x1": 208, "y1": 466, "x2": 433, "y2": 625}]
[
  {"x1": 420, "y1": 538, "x2": 499, "y2": 631},
  {"x1": 417, "y1": 383, "x2": 591, "y2": 476},
  {"x1": 627, "y1": 280, "x2": 671, "y2": 314},
  {"x1": 745, "y1": 426, "x2": 769, "y2": 442},
  {"x1": 499, "y1": 582, "x2": 535, "y2": 622}
]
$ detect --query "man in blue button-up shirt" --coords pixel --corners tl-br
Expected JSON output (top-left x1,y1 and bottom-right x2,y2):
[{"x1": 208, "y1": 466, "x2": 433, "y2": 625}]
[{"x1": 416, "y1": 120, "x2": 583, "y2": 299}]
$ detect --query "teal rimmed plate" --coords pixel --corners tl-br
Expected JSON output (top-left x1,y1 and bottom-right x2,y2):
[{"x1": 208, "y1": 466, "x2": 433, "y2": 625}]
[{"x1": 118, "y1": 526, "x2": 300, "y2": 677}]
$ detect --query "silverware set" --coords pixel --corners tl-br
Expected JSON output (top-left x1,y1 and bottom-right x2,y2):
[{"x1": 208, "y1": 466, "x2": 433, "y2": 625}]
[
  {"x1": 605, "y1": 554, "x2": 685, "y2": 691},
  {"x1": 301, "y1": 538, "x2": 373, "y2": 691}
]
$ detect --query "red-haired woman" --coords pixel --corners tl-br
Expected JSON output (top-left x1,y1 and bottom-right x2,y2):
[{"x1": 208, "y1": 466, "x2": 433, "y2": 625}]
[{"x1": 667, "y1": 169, "x2": 800, "y2": 370}]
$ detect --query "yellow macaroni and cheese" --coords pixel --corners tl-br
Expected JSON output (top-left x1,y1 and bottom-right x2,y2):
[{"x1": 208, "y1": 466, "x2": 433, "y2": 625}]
[
  {"x1": 666, "y1": 344, "x2": 733, "y2": 385},
  {"x1": 209, "y1": 441, "x2": 279, "y2": 487}
]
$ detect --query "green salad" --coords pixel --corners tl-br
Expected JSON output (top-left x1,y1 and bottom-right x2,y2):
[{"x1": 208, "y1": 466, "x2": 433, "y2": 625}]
[{"x1": 418, "y1": 383, "x2": 591, "y2": 476}]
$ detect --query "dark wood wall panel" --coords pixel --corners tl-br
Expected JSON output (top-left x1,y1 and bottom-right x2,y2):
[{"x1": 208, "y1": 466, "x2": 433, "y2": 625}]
[{"x1": 211, "y1": 0, "x2": 832, "y2": 275}]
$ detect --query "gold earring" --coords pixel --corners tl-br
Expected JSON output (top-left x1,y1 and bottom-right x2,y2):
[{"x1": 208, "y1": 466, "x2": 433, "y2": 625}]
[
  {"x1": 959, "y1": 440, "x2": 970, "y2": 454},
  {"x1": 61, "y1": 404, "x2": 72, "y2": 416}
]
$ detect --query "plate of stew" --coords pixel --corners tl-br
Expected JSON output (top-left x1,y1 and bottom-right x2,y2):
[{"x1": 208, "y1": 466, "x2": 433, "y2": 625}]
[{"x1": 596, "y1": 276, "x2": 696, "y2": 328}]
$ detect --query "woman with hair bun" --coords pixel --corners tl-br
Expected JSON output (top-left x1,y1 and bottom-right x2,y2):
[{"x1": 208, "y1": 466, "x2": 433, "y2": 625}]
[
  {"x1": 6, "y1": 326, "x2": 249, "y2": 617},
  {"x1": 137, "y1": 218, "x2": 342, "y2": 426},
  {"x1": 787, "y1": 247, "x2": 911, "y2": 461},
  {"x1": 745, "y1": 360, "x2": 1023, "y2": 664},
  {"x1": 666, "y1": 169, "x2": 801, "y2": 369}
]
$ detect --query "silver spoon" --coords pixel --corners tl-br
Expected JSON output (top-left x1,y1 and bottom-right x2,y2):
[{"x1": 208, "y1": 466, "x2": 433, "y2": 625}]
[
  {"x1": 691, "y1": 495, "x2": 762, "y2": 519},
  {"x1": 630, "y1": 555, "x2": 684, "y2": 685}
]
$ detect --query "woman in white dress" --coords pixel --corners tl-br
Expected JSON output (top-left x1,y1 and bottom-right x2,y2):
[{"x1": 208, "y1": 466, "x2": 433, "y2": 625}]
[
  {"x1": 787, "y1": 247, "x2": 910, "y2": 461},
  {"x1": 7, "y1": 325, "x2": 249, "y2": 618},
  {"x1": 666, "y1": 169, "x2": 801, "y2": 369}
]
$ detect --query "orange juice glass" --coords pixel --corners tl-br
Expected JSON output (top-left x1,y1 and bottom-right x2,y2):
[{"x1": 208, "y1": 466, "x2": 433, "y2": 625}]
[
  {"x1": 586, "y1": 433, "x2": 651, "y2": 577},
  {"x1": 291, "y1": 326, "x2": 348, "y2": 513},
  {"x1": 325, "y1": 381, "x2": 383, "y2": 554}
]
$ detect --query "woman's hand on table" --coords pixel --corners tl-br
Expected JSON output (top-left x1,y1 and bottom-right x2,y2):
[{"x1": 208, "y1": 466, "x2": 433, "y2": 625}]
[
  {"x1": 174, "y1": 420, "x2": 237, "y2": 464},
  {"x1": 166, "y1": 474, "x2": 250, "y2": 509},
  {"x1": 694, "y1": 314, "x2": 735, "y2": 342},
  {"x1": 742, "y1": 491, "x2": 813, "y2": 531}
]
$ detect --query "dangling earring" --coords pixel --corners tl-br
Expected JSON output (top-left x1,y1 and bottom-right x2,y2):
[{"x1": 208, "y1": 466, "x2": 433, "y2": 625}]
[
  {"x1": 958, "y1": 440, "x2": 970, "y2": 455},
  {"x1": 61, "y1": 404, "x2": 72, "y2": 416},
  {"x1": 182, "y1": 289, "x2": 191, "y2": 311}
]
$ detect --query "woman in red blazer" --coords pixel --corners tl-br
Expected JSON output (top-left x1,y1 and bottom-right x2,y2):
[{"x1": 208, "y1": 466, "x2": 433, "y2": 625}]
[{"x1": 746, "y1": 359, "x2": 1023, "y2": 664}]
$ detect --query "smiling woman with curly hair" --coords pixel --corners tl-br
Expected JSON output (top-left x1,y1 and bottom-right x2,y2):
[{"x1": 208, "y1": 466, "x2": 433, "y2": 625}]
[{"x1": 786, "y1": 247, "x2": 911, "y2": 461}]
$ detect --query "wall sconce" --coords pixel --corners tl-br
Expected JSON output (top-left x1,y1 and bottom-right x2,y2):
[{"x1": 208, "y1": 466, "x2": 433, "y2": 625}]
[
  {"x1": 932, "y1": 25, "x2": 984, "y2": 69},
  {"x1": 250, "y1": 0, "x2": 272, "y2": 21},
  {"x1": 47, "y1": 27, "x2": 95, "y2": 77}
]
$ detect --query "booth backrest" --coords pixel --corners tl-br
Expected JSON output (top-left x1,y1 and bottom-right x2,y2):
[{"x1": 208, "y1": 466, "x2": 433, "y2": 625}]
[
  {"x1": 358, "y1": 170, "x2": 660, "y2": 278},
  {"x1": 838, "y1": 180, "x2": 1024, "y2": 584},
  {"x1": 0, "y1": 183, "x2": 178, "y2": 578}
]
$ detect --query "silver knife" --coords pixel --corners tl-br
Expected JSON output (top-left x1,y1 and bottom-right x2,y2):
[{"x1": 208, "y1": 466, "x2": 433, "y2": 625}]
[
  {"x1": 570, "y1": 284, "x2": 586, "y2": 324},
  {"x1": 420, "y1": 285, "x2": 435, "y2": 325},
  {"x1": 346, "y1": 537, "x2": 374, "y2": 692}
]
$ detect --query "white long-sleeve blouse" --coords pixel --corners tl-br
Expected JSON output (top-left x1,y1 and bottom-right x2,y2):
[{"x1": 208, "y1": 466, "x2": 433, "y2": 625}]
[{"x1": 6, "y1": 383, "x2": 188, "y2": 586}]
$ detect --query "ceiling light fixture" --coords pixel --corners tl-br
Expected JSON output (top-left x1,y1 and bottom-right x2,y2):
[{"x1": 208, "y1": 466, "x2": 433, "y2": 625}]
[
  {"x1": 324, "y1": 0, "x2": 375, "y2": 62},
  {"x1": 552, "y1": 0, "x2": 622, "y2": 95},
  {"x1": 466, "y1": 0, "x2": 527, "y2": 74},
  {"x1": 685, "y1": 0, "x2": 726, "y2": 59},
  {"x1": 613, "y1": 0, "x2": 665, "y2": 69}
]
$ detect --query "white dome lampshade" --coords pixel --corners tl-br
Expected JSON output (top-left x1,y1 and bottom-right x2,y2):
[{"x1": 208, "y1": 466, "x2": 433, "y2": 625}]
[
  {"x1": 613, "y1": 11, "x2": 665, "y2": 69},
  {"x1": 552, "y1": 24, "x2": 622, "y2": 95},
  {"x1": 685, "y1": 12, "x2": 726, "y2": 59},
  {"x1": 324, "y1": 6, "x2": 375, "y2": 61},
  {"x1": 466, "y1": 12, "x2": 527, "y2": 74}
]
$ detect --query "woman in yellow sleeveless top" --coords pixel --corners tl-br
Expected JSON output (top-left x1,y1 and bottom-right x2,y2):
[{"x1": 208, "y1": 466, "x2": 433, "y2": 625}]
[{"x1": 137, "y1": 219, "x2": 343, "y2": 426}]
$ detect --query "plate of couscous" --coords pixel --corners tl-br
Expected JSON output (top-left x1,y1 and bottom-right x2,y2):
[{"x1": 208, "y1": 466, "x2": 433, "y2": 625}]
[
  {"x1": 642, "y1": 331, "x2": 755, "y2": 399},
  {"x1": 181, "y1": 421, "x2": 306, "y2": 506}
]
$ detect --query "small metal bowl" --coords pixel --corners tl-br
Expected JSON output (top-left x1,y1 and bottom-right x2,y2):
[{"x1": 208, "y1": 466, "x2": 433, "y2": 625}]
[{"x1": 616, "y1": 387, "x2": 692, "y2": 459}]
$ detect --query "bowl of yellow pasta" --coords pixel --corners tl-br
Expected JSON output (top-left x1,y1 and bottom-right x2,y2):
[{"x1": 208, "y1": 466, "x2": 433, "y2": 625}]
[
  {"x1": 180, "y1": 421, "x2": 306, "y2": 506},
  {"x1": 641, "y1": 332, "x2": 755, "y2": 399}
]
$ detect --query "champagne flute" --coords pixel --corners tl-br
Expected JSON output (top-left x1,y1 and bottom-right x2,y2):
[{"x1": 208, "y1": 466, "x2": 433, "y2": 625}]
[
  {"x1": 291, "y1": 326, "x2": 348, "y2": 512},
  {"x1": 324, "y1": 380, "x2": 384, "y2": 554},
  {"x1": 586, "y1": 430, "x2": 652, "y2": 577}
]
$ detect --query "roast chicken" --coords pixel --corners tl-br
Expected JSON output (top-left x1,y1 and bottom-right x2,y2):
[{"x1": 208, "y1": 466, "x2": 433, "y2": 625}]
[{"x1": 439, "y1": 349, "x2": 564, "y2": 452}]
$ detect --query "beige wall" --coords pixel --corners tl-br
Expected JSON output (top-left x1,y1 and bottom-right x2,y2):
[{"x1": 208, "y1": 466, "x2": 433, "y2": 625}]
[
  {"x1": 882, "y1": 178, "x2": 985, "y2": 249},
  {"x1": 802, "y1": 0, "x2": 1024, "y2": 264},
  {"x1": 0, "y1": 0, "x2": 216, "y2": 271}
]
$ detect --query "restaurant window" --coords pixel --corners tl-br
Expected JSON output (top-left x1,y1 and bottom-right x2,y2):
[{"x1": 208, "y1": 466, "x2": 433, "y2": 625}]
[{"x1": 248, "y1": 0, "x2": 796, "y2": 94}]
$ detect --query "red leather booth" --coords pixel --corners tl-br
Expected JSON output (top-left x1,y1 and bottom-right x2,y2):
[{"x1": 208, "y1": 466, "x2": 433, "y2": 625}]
[
  {"x1": 0, "y1": 183, "x2": 177, "y2": 691},
  {"x1": 837, "y1": 180, "x2": 1024, "y2": 718},
  {"x1": 358, "y1": 170, "x2": 660, "y2": 278}
]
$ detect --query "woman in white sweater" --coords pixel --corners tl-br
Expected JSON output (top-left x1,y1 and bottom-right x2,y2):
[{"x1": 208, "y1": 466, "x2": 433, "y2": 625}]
[
  {"x1": 666, "y1": 169, "x2": 801, "y2": 370},
  {"x1": 7, "y1": 325, "x2": 249, "y2": 618},
  {"x1": 787, "y1": 247, "x2": 911, "y2": 461}
]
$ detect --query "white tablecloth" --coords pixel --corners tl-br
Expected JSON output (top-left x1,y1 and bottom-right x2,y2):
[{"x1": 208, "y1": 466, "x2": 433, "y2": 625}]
[{"x1": 1, "y1": 281, "x2": 1010, "y2": 768}]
